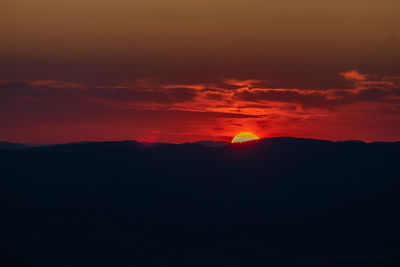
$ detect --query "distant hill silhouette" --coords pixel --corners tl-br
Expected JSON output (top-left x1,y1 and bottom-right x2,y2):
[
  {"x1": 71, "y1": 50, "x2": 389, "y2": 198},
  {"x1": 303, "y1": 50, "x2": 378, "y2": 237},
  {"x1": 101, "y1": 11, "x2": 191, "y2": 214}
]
[
  {"x1": 191, "y1": 140, "x2": 229, "y2": 147},
  {"x1": 0, "y1": 142, "x2": 28, "y2": 150},
  {"x1": 0, "y1": 137, "x2": 399, "y2": 266}
]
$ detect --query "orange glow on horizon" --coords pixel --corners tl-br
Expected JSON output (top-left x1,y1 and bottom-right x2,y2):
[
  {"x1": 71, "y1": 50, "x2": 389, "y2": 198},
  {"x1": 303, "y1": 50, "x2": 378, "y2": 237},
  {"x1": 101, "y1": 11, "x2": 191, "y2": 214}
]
[{"x1": 231, "y1": 132, "x2": 260, "y2": 143}]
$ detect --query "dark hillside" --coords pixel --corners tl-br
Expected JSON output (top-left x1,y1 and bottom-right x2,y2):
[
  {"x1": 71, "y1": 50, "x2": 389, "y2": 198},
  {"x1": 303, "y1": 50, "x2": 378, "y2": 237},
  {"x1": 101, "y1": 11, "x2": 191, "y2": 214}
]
[{"x1": 1, "y1": 138, "x2": 399, "y2": 266}]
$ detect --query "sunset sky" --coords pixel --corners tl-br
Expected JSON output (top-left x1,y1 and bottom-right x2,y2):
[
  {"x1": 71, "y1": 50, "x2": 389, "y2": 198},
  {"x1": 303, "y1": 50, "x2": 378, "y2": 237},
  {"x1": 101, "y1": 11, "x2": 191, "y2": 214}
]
[{"x1": 1, "y1": 0, "x2": 399, "y2": 143}]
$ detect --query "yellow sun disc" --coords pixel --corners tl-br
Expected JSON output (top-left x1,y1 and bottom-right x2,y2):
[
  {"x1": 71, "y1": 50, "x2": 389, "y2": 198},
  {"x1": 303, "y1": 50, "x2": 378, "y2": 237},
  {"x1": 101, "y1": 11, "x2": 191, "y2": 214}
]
[{"x1": 231, "y1": 132, "x2": 260, "y2": 143}]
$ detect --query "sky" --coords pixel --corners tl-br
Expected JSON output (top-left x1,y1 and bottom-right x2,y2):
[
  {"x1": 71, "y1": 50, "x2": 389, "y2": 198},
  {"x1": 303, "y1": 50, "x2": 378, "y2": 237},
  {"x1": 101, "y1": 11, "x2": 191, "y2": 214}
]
[{"x1": 1, "y1": 0, "x2": 399, "y2": 143}]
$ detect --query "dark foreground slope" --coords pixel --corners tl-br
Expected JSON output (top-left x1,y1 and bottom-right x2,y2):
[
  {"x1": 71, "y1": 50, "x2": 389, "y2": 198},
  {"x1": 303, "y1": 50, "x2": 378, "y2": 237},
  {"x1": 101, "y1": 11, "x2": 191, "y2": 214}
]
[{"x1": 1, "y1": 138, "x2": 400, "y2": 266}]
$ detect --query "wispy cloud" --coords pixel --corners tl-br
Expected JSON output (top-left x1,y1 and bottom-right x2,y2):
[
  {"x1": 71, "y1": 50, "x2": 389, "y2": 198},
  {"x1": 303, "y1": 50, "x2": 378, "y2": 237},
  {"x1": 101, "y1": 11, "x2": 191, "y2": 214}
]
[{"x1": 1, "y1": 70, "x2": 399, "y2": 143}]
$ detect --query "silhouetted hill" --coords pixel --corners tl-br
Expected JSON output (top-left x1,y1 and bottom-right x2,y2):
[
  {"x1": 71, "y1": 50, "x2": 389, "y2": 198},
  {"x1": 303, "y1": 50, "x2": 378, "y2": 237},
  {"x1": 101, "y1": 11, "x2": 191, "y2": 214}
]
[
  {"x1": 192, "y1": 140, "x2": 228, "y2": 148},
  {"x1": 0, "y1": 138, "x2": 399, "y2": 266},
  {"x1": 0, "y1": 142, "x2": 27, "y2": 150}
]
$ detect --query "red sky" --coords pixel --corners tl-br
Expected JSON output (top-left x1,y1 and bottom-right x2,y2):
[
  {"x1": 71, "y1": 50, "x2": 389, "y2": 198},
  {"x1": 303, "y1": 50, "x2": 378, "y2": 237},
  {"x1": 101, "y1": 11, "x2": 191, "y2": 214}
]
[{"x1": 1, "y1": 0, "x2": 399, "y2": 143}]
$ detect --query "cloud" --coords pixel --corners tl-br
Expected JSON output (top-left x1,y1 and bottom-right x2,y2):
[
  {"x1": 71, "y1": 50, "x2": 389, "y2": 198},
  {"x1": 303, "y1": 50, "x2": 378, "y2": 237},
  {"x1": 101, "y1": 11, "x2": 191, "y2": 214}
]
[
  {"x1": 223, "y1": 79, "x2": 269, "y2": 88},
  {"x1": 0, "y1": 79, "x2": 259, "y2": 131},
  {"x1": 205, "y1": 92, "x2": 226, "y2": 101},
  {"x1": 340, "y1": 70, "x2": 368, "y2": 82},
  {"x1": 0, "y1": 70, "x2": 399, "y2": 118},
  {"x1": 1, "y1": 71, "x2": 399, "y2": 143},
  {"x1": 229, "y1": 70, "x2": 400, "y2": 109},
  {"x1": 86, "y1": 87, "x2": 197, "y2": 104},
  {"x1": 233, "y1": 88, "x2": 338, "y2": 109},
  {"x1": 28, "y1": 80, "x2": 85, "y2": 89}
]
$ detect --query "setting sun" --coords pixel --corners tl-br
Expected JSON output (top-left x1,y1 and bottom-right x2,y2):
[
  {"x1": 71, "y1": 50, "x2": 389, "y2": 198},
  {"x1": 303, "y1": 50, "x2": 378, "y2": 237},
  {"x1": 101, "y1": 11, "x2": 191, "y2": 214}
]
[{"x1": 231, "y1": 132, "x2": 260, "y2": 143}]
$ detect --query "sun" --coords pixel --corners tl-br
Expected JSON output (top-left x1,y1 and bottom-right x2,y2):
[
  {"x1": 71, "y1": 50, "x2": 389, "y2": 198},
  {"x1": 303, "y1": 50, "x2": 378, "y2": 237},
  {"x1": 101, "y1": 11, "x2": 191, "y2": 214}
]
[{"x1": 231, "y1": 132, "x2": 260, "y2": 143}]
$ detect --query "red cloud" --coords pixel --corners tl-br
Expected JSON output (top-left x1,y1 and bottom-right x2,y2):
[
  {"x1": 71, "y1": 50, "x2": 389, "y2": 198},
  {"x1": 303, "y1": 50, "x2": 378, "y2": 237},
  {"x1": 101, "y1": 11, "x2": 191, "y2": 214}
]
[
  {"x1": 0, "y1": 71, "x2": 399, "y2": 143},
  {"x1": 340, "y1": 70, "x2": 367, "y2": 82}
]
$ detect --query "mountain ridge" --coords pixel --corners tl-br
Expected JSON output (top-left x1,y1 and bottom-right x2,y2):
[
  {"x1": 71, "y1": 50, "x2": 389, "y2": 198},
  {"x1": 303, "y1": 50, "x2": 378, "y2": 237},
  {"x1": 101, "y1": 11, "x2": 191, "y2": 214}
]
[
  {"x1": 0, "y1": 136, "x2": 399, "y2": 266},
  {"x1": 1, "y1": 137, "x2": 398, "y2": 151}
]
